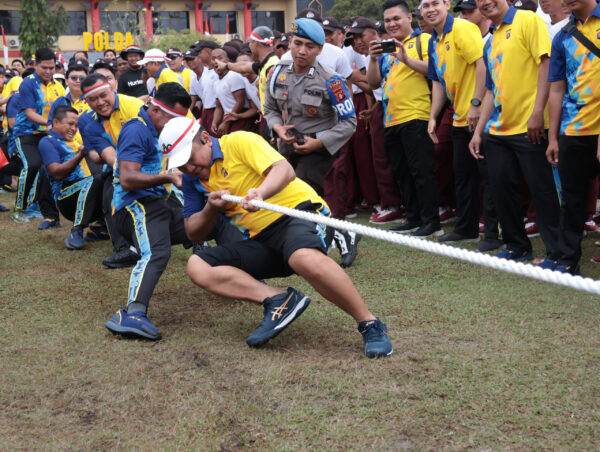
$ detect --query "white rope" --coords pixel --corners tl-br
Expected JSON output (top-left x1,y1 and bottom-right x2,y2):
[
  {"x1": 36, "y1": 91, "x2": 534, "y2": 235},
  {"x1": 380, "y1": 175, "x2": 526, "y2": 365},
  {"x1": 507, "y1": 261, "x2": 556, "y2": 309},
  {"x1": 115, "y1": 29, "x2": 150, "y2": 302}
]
[{"x1": 222, "y1": 194, "x2": 600, "y2": 296}]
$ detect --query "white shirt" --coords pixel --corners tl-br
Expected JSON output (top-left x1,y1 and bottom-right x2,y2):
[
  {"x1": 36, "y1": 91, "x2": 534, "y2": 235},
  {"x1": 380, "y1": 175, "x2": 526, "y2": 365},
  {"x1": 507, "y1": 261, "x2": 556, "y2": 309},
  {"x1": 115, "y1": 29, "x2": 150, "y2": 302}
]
[
  {"x1": 243, "y1": 76, "x2": 261, "y2": 110},
  {"x1": 192, "y1": 67, "x2": 218, "y2": 109},
  {"x1": 367, "y1": 57, "x2": 383, "y2": 101},
  {"x1": 343, "y1": 46, "x2": 367, "y2": 94},
  {"x1": 282, "y1": 43, "x2": 353, "y2": 78},
  {"x1": 548, "y1": 17, "x2": 569, "y2": 40},
  {"x1": 215, "y1": 70, "x2": 248, "y2": 113},
  {"x1": 146, "y1": 77, "x2": 156, "y2": 97}
]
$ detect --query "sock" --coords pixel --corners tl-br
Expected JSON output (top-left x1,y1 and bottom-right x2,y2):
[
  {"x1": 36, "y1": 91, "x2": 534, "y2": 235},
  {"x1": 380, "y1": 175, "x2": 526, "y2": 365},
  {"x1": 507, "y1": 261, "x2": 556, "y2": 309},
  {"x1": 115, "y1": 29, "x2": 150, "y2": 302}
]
[{"x1": 128, "y1": 302, "x2": 147, "y2": 314}]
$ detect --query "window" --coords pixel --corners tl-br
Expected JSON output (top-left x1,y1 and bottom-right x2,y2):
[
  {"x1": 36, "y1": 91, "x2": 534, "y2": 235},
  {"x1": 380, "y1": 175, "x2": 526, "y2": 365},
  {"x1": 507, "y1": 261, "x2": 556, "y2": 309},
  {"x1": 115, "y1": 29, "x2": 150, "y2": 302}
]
[
  {"x1": 66, "y1": 11, "x2": 87, "y2": 35},
  {"x1": 100, "y1": 11, "x2": 138, "y2": 34},
  {"x1": 0, "y1": 10, "x2": 21, "y2": 35},
  {"x1": 153, "y1": 11, "x2": 189, "y2": 33},
  {"x1": 203, "y1": 11, "x2": 237, "y2": 34},
  {"x1": 251, "y1": 11, "x2": 284, "y2": 33}
]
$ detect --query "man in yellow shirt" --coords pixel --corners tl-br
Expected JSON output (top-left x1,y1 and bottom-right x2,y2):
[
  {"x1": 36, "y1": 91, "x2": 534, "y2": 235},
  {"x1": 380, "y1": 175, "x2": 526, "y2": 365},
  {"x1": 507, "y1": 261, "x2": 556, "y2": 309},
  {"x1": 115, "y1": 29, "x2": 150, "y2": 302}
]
[
  {"x1": 165, "y1": 47, "x2": 193, "y2": 92},
  {"x1": 469, "y1": 1, "x2": 560, "y2": 266},
  {"x1": 423, "y1": 0, "x2": 497, "y2": 246},
  {"x1": 136, "y1": 48, "x2": 184, "y2": 96},
  {"x1": 159, "y1": 117, "x2": 393, "y2": 358},
  {"x1": 366, "y1": 3, "x2": 441, "y2": 238}
]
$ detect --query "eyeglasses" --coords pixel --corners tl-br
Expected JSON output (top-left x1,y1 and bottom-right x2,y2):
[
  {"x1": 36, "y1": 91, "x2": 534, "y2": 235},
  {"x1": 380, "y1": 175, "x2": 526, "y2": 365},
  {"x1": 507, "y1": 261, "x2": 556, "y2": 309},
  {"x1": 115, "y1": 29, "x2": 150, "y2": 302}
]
[{"x1": 69, "y1": 75, "x2": 85, "y2": 81}]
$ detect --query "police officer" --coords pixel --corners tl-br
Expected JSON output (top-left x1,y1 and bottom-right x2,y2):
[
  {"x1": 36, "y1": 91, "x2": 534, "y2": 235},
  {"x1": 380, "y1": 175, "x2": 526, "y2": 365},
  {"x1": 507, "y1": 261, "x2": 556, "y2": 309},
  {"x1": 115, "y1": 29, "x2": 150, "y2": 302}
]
[{"x1": 263, "y1": 18, "x2": 360, "y2": 268}]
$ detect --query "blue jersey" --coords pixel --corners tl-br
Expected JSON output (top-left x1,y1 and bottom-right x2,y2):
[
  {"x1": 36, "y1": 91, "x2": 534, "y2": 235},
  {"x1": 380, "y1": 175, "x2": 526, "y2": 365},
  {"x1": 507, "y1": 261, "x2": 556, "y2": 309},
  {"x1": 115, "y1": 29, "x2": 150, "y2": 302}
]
[
  {"x1": 38, "y1": 130, "x2": 91, "y2": 200},
  {"x1": 13, "y1": 72, "x2": 65, "y2": 137},
  {"x1": 112, "y1": 108, "x2": 170, "y2": 212}
]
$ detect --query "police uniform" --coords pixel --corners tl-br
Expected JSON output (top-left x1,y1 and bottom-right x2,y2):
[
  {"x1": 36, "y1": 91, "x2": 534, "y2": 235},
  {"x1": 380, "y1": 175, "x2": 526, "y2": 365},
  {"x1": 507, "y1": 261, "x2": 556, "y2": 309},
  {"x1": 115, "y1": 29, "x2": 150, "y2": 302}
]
[
  {"x1": 263, "y1": 18, "x2": 361, "y2": 268},
  {"x1": 263, "y1": 54, "x2": 356, "y2": 195}
]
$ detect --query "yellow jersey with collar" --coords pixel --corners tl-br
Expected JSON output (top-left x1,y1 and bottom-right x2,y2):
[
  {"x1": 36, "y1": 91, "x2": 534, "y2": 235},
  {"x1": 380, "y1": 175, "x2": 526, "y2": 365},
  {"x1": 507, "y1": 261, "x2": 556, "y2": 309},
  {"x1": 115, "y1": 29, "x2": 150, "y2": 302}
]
[
  {"x1": 428, "y1": 15, "x2": 484, "y2": 127},
  {"x1": 378, "y1": 30, "x2": 432, "y2": 127},
  {"x1": 183, "y1": 131, "x2": 328, "y2": 238},
  {"x1": 484, "y1": 8, "x2": 551, "y2": 135}
]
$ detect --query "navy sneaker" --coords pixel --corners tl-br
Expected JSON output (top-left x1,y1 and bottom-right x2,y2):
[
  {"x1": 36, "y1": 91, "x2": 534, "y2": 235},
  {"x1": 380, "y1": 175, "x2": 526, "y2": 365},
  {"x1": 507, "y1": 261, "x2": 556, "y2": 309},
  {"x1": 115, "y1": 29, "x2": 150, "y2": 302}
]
[
  {"x1": 555, "y1": 264, "x2": 581, "y2": 276},
  {"x1": 246, "y1": 287, "x2": 311, "y2": 347},
  {"x1": 25, "y1": 202, "x2": 43, "y2": 218},
  {"x1": 0, "y1": 204, "x2": 8, "y2": 212},
  {"x1": 105, "y1": 308, "x2": 162, "y2": 340},
  {"x1": 65, "y1": 227, "x2": 84, "y2": 250},
  {"x1": 102, "y1": 247, "x2": 140, "y2": 269},
  {"x1": 85, "y1": 224, "x2": 110, "y2": 242},
  {"x1": 538, "y1": 258, "x2": 558, "y2": 270},
  {"x1": 494, "y1": 248, "x2": 533, "y2": 261},
  {"x1": 38, "y1": 218, "x2": 60, "y2": 230},
  {"x1": 358, "y1": 318, "x2": 393, "y2": 358}
]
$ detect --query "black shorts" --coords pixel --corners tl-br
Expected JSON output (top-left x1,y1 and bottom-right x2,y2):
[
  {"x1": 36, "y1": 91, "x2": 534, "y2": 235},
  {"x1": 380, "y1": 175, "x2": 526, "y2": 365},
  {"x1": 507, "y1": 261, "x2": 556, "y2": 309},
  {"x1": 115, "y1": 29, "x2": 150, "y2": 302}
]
[{"x1": 195, "y1": 202, "x2": 333, "y2": 280}]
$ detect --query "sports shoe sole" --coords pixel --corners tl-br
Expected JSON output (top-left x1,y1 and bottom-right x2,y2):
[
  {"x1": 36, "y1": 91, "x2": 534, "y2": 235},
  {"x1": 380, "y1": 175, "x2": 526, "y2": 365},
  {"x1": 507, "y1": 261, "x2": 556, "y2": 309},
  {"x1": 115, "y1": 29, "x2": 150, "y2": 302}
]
[
  {"x1": 369, "y1": 218, "x2": 404, "y2": 224},
  {"x1": 411, "y1": 229, "x2": 444, "y2": 238},
  {"x1": 65, "y1": 240, "x2": 84, "y2": 250},
  {"x1": 390, "y1": 226, "x2": 420, "y2": 234},
  {"x1": 366, "y1": 347, "x2": 394, "y2": 359},
  {"x1": 104, "y1": 319, "x2": 162, "y2": 340},
  {"x1": 247, "y1": 295, "x2": 311, "y2": 348},
  {"x1": 439, "y1": 236, "x2": 480, "y2": 243}
]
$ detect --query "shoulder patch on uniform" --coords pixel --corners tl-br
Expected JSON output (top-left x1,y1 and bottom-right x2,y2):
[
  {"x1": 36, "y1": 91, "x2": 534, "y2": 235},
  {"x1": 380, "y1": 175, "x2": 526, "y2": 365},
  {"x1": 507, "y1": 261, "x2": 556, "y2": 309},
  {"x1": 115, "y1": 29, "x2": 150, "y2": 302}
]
[{"x1": 326, "y1": 75, "x2": 355, "y2": 120}]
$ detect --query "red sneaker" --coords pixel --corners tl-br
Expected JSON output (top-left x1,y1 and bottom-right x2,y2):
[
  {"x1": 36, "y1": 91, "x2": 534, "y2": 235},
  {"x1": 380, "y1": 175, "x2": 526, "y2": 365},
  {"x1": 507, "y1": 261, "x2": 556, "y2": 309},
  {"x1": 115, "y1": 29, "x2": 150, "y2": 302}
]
[
  {"x1": 439, "y1": 207, "x2": 457, "y2": 224},
  {"x1": 525, "y1": 221, "x2": 539, "y2": 237},
  {"x1": 591, "y1": 254, "x2": 600, "y2": 263},
  {"x1": 370, "y1": 207, "x2": 404, "y2": 224},
  {"x1": 584, "y1": 220, "x2": 599, "y2": 232},
  {"x1": 479, "y1": 217, "x2": 484, "y2": 234}
]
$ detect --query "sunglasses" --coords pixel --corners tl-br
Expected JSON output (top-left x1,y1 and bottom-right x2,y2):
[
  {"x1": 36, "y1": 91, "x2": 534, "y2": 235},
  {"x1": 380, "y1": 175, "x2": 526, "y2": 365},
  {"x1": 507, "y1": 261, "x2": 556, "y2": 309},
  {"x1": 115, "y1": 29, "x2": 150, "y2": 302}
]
[{"x1": 69, "y1": 75, "x2": 86, "y2": 81}]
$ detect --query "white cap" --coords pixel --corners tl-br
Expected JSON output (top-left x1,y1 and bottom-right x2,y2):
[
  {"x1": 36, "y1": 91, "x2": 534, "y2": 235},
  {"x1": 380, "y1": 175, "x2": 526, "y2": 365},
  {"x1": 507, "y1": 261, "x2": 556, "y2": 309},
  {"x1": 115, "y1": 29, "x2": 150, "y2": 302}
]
[
  {"x1": 159, "y1": 117, "x2": 201, "y2": 170},
  {"x1": 137, "y1": 48, "x2": 165, "y2": 65}
]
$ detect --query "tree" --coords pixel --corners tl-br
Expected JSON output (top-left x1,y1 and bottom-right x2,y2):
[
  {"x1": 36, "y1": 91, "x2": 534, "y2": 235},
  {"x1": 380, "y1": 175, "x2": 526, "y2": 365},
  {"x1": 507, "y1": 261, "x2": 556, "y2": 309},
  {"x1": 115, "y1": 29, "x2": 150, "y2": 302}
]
[
  {"x1": 18, "y1": 0, "x2": 68, "y2": 59},
  {"x1": 328, "y1": 0, "x2": 422, "y2": 22}
]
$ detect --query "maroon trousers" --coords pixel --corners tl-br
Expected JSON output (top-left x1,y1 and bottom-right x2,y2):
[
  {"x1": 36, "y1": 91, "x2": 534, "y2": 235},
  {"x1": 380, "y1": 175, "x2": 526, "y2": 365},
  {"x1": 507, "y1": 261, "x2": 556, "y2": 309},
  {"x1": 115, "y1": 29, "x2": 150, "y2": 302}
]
[{"x1": 369, "y1": 102, "x2": 402, "y2": 210}]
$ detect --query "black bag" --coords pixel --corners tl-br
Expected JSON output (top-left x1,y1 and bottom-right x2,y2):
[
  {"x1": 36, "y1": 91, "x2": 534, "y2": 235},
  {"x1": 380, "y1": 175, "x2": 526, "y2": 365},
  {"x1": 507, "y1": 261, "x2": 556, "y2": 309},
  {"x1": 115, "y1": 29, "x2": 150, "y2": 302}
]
[{"x1": 562, "y1": 20, "x2": 600, "y2": 58}]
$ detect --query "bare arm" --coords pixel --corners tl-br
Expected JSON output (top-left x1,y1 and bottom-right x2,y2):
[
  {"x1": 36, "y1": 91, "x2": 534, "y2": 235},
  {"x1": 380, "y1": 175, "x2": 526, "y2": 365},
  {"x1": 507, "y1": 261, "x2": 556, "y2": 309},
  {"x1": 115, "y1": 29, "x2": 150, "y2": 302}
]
[
  {"x1": 24, "y1": 108, "x2": 46, "y2": 126},
  {"x1": 546, "y1": 80, "x2": 566, "y2": 165},
  {"x1": 184, "y1": 196, "x2": 221, "y2": 243},
  {"x1": 469, "y1": 89, "x2": 494, "y2": 159},
  {"x1": 427, "y1": 81, "x2": 448, "y2": 144},
  {"x1": 119, "y1": 160, "x2": 178, "y2": 191},
  {"x1": 45, "y1": 149, "x2": 86, "y2": 181},
  {"x1": 527, "y1": 55, "x2": 550, "y2": 144},
  {"x1": 242, "y1": 159, "x2": 296, "y2": 211}
]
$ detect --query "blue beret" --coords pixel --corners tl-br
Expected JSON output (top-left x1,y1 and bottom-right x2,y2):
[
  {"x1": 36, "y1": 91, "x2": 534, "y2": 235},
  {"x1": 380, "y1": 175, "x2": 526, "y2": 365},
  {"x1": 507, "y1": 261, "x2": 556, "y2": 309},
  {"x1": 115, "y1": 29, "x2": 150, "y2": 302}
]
[{"x1": 293, "y1": 18, "x2": 325, "y2": 46}]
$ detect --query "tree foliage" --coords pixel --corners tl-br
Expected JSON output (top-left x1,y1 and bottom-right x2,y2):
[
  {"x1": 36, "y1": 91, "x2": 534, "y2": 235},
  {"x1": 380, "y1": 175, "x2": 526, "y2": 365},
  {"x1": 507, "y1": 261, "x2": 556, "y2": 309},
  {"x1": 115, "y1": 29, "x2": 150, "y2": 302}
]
[
  {"x1": 328, "y1": 0, "x2": 422, "y2": 22},
  {"x1": 19, "y1": 0, "x2": 68, "y2": 58}
]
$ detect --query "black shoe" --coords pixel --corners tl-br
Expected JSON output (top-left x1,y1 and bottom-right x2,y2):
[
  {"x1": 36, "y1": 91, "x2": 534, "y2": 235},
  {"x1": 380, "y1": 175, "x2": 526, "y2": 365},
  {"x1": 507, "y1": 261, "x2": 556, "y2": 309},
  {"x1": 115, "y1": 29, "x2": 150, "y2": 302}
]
[
  {"x1": 85, "y1": 224, "x2": 110, "y2": 242},
  {"x1": 438, "y1": 231, "x2": 480, "y2": 243},
  {"x1": 389, "y1": 220, "x2": 421, "y2": 234},
  {"x1": 334, "y1": 230, "x2": 361, "y2": 268},
  {"x1": 102, "y1": 247, "x2": 140, "y2": 269},
  {"x1": 192, "y1": 241, "x2": 211, "y2": 254},
  {"x1": 477, "y1": 239, "x2": 503, "y2": 252},
  {"x1": 410, "y1": 223, "x2": 444, "y2": 238}
]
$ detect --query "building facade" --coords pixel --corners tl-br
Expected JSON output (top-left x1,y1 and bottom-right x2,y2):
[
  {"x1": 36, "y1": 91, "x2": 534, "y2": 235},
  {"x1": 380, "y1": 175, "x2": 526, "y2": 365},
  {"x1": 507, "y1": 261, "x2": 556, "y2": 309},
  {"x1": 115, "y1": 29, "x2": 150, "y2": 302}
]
[{"x1": 0, "y1": 0, "x2": 335, "y2": 57}]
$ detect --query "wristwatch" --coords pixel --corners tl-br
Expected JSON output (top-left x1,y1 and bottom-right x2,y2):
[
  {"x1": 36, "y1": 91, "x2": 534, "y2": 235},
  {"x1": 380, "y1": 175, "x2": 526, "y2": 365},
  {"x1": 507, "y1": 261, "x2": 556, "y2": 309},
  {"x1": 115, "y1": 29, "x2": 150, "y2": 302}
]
[
  {"x1": 225, "y1": 63, "x2": 230, "y2": 70},
  {"x1": 471, "y1": 98, "x2": 482, "y2": 107}
]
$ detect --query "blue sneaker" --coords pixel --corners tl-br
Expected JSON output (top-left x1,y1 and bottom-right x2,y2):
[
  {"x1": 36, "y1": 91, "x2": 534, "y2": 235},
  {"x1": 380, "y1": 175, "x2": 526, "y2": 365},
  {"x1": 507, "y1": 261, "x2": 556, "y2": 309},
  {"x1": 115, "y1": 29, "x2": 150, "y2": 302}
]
[
  {"x1": 24, "y1": 202, "x2": 43, "y2": 218},
  {"x1": 11, "y1": 209, "x2": 29, "y2": 223},
  {"x1": 494, "y1": 248, "x2": 533, "y2": 262},
  {"x1": 358, "y1": 318, "x2": 393, "y2": 358},
  {"x1": 65, "y1": 227, "x2": 84, "y2": 250},
  {"x1": 555, "y1": 264, "x2": 581, "y2": 276},
  {"x1": 105, "y1": 308, "x2": 162, "y2": 340},
  {"x1": 246, "y1": 287, "x2": 311, "y2": 347},
  {"x1": 0, "y1": 204, "x2": 8, "y2": 212},
  {"x1": 538, "y1": 258, "x2": 558, "y2": 270},
  {"x1": 38, "y1": 218, "x2": 61, "y2": 230},
  {"x1": 85, "y1": 224, "x2": 110, "y2": 242}
]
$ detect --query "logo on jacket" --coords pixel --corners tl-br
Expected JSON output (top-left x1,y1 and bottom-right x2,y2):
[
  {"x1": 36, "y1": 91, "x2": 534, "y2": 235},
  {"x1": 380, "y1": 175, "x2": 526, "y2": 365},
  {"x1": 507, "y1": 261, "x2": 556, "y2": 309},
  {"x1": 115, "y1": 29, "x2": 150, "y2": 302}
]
[{"x1": 506, "y1": 29, "x2": 511, "y2": 39}]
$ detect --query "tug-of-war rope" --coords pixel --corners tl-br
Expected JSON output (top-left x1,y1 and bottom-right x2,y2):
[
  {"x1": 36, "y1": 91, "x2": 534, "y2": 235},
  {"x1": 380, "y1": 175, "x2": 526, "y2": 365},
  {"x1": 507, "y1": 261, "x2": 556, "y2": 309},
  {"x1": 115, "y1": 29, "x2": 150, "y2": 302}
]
[{"x1": 222, "y1": 194, "x2": 600, "y2": 296}]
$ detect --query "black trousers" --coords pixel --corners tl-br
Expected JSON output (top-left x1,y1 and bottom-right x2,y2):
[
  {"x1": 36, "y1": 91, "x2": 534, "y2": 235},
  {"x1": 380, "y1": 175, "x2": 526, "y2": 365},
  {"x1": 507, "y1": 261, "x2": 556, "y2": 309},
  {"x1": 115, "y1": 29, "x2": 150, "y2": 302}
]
[
  {"x1": 14, "y1": 134, "x2": 59, "y2": 219},
  {"x1": 56, "y1": 175, "x2": 103, "y2": 227},
  {"x1": 484, "y1": 133, "x2": 561, "y2": 258},
  {"x1": 102, "y1": 172, "x2": 132, "y2": 252},
  {"x1": 114, "y1": 196, "x2": 190, "y2": 308},
  {"x1": 282, "y1": 144, "x2": 334, "y2": 196},
  {"x1": 557, "y1": 135, "x2": 600, "y2": 266},
  {"x1": 384, "y1": 119, "x2": 439, "y2": 226},
  {"x1": 452, "y1": 127, "x2": 498, "y2": 238}
]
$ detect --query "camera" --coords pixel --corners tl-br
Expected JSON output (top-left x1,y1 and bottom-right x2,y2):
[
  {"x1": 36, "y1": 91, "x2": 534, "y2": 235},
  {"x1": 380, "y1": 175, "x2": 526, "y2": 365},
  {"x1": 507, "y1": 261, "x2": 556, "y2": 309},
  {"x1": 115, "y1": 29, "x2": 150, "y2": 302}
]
[{"x1": 377, "y1": 39, "x2": 396, "y2": 53}]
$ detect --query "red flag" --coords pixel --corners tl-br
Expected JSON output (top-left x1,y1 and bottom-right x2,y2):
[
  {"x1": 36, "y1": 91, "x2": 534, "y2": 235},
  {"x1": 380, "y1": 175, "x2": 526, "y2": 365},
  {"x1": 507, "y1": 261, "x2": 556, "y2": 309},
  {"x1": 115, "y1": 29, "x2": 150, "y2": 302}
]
[
  {"x1": 210, "y1": 18, "x2": 214, "y2": 35},
  {"x1": 225, "y1": 13, "x2": 230, "y2": 35},
  {"x1": 205, "y1": 15, "x2": 209, "y2": 35}
]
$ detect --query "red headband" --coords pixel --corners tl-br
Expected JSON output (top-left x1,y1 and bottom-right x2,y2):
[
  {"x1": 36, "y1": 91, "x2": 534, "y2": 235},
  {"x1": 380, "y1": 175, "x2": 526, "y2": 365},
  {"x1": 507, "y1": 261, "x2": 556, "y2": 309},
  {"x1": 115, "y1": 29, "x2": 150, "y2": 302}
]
[
  {"x1": 82, "y1": 82, "x2": 111, "y2": 98},
  {"x1": 150, "y1": 97, "x2": 186, "y2": 117}
]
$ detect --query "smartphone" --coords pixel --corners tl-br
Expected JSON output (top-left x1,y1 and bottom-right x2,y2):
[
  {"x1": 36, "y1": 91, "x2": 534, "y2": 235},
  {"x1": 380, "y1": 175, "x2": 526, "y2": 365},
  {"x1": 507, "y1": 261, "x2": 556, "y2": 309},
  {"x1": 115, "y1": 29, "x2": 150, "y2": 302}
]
[
  {"x1": 290, "y1": 128, "x2": 306, "y2": 145},
  {"x1": 378, "y1": 39, "x2": 396, "y2": 53}
]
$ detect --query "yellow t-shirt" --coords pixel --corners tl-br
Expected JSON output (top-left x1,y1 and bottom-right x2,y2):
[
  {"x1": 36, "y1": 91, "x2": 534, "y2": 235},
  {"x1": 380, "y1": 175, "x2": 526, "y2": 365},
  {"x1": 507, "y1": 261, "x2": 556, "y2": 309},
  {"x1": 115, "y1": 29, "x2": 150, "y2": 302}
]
[
  {"x1": 1, "y1": 76, "x2": 22, "y2": 130},
  {"x1": 175, "y1": 66, "x2": 193, "y2": 92},
  {"x1": 429, "y1": 16, "x2": 484, "y2": 127},
  {"x1": 258, "y1": 54, "x2": 280, "y2": 113},
  {"x1": 379, "y1": 31, "x2": 432, "y2": 126},
  {"x1": 155, "y1": 65, "x2": 184, "y2": 90},
  {"x1": 196, "y1": 131, "x2": 328, "y2": 238},
  {"x1": 484, "y1": 8, "x2": 551, "y2": 135}
]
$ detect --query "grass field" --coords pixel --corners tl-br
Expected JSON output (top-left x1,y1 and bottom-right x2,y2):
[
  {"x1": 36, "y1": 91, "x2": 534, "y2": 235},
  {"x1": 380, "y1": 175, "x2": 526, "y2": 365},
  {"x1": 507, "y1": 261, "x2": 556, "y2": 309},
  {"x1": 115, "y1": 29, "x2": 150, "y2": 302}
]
[{"x1": 1, "y1": 190, "x2": 600, "y2": 450}]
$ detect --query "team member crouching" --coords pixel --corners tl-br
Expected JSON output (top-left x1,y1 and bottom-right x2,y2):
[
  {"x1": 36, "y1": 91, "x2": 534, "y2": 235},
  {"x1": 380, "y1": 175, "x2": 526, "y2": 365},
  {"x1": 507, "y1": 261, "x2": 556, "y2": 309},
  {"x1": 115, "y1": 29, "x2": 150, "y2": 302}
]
[
  {"x1": 159, "y1": 117, "x2": 393, "y2": 358},
  {"x1": 38, "y1": 106, "x2": 103, "y2": 249}
]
